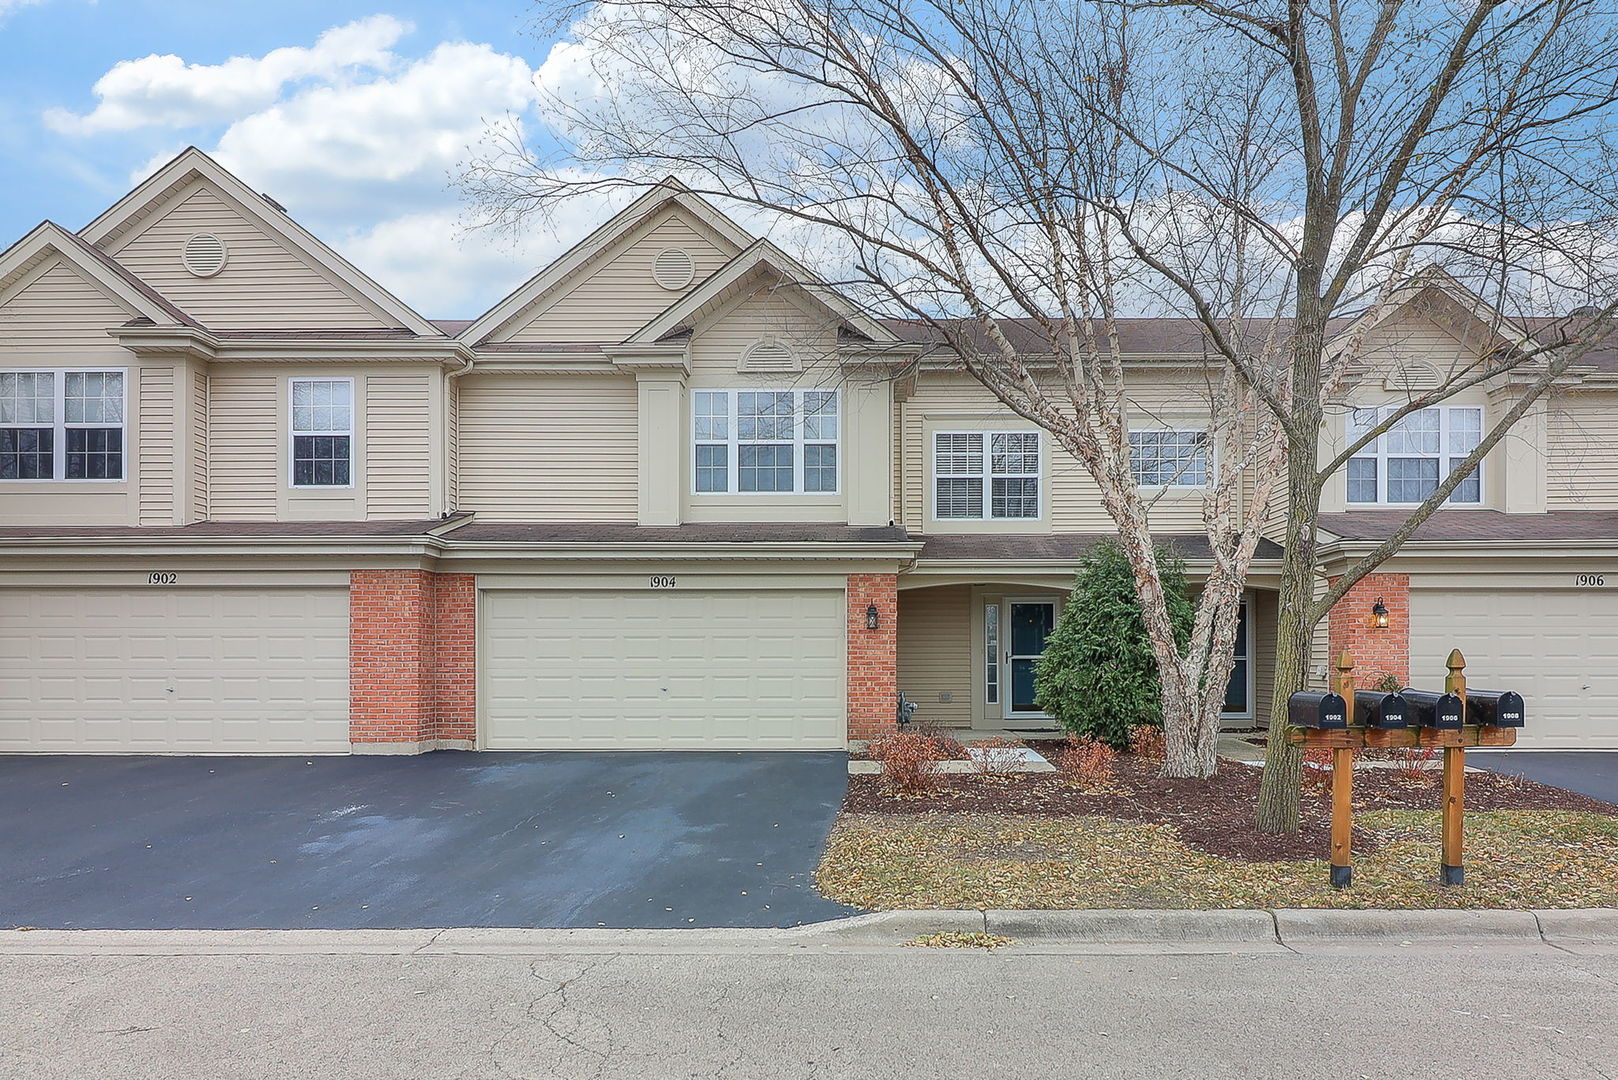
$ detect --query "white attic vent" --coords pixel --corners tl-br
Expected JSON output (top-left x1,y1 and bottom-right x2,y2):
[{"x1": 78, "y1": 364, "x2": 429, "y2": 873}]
[
  {"x1": 739, "y1": 337, "x2": 799, "y2": 373},
  {"x1": 652, "y1": 247, "x2": 696, "y2": 291},
  {"x1": 1384, "y1": 361, "x2": 1442, "y2": 392},
  {"x1": 181, "y1": 233, "x2": 228, "y2": 278}
]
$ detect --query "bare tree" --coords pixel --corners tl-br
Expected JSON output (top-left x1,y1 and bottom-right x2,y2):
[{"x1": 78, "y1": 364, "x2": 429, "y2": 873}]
[{"x1": 462, "y1": 0, "x2": 1618, "y2": 801}]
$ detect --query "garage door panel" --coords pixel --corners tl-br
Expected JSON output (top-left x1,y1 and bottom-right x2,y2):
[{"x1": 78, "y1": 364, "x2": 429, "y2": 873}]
[
  {"x1": 1411, "y1": 587, "x2": 1617, "y2": 748},
  {"x1": 484, "y1": 588, "x2": 844, "y2": 749},
  {"x1": 0, "y1": 586, "x2": 349, "y2": 753}
]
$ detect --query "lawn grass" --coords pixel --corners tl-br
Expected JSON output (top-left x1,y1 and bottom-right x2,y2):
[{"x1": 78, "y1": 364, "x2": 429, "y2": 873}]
[{"x1": 816, "y1": 809, "x2": 1618, "y2": 910}]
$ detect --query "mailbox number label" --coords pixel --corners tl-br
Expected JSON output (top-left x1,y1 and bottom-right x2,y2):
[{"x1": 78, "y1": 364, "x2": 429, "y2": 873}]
[
  {"x1": 1576, "y1": 574, "x2": 1607, "y2": 587},
  {"x1": 649, "y1": 575, "x2": 677, "y2": 589},
  {"x1": 147, "y1": 572, "x2": 178, "y2": 585}
]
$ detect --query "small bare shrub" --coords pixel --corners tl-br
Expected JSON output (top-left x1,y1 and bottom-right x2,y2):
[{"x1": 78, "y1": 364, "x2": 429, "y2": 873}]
[
  {"x1": 1388, "y1": 744, "x2": 1439, "y2": 783},
  {"x1": 911, "y1": 721, "x2": 966, "y2": 760},
  {"x1": 1061, "y1": 735, "x2": 1117, "y2": 787},
  {"x1": 967, "y1": 735, "x2": 1026, "y2": 776},
  {"x1": 1302, "y1": 747, "x2": 1334, "y2": 794},
  {"x1": 868, "y1": 732, "x2": 944, "y2": 795},
  {"x1": 1127, "y1": 724, "x2": 1166, "y2": 760}
]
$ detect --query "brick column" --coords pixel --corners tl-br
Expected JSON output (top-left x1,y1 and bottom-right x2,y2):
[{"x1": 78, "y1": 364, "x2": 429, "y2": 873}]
[
  {"x1": 432, "y1": 573, "x2": 477, "y2": 747},
  {"x1": 1326, "y1": 572, "x2": 1410, "y2": 687},
  {"x1": 847, "y1": 573, "x2": 899, "y2": 742},
  {"x1": 349, "y1": 569, "x2": 477, "y2": 752}
]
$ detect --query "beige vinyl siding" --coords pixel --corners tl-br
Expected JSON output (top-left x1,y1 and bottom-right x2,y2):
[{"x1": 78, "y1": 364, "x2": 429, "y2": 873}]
[
  {"x1": 687, "y1": 288, "x2": 840, "y2": 376},
  {"x1": 446, "y1": 378, "x2": 459, "y2": 510},
  {"x1": 1250, "y1": 590, "x2": 1276, "y2": 727},
  {"x1": 208, "y1": 372, "x2": 278, "y2": 520},
  {"x1": 137, "y1": 366, "x2": 174, "y2": 525},
  {"x1": 363, "y1": 373, "x2": 432, "y2": 518},
  {"x1": 1349, "y1": 313, "x2": 1487, "y2": 386},
  {"x1": 0, "y1": 258, "x2": 136, "y2": 353},
  {"x1": 504, "y1": 211, "x2": 733, "y2": 343},
  {"x1": 1547, "y1": 390, "x2": 1618, "y2": 508},
  {"x1": 901, "y1": 373, "x2": 1209, "y2": 533},
  {"x1": 105, "y1": 184, "x2": 389, "y2": 330},
  {"x1": 897, "y1": 584, "x2": 975, "y2": 728},
  {"x1": 458, "y1": 375, "x2": 638, "y2": 521},
  {"x1": 191, "y1": 370, "x2": 209, "y2": 519}
]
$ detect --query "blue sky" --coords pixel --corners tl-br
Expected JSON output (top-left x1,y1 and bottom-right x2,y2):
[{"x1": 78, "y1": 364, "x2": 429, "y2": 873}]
[{"x1": 0, "y1": 0, "x2": 590, "y2": 317}]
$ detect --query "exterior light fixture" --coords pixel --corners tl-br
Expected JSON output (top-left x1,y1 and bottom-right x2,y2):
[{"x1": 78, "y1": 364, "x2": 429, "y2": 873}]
[
  {"x1": 865, "y1": 603, "x2": 881, "y2": 631},
  {"x1": 1371, "y1": 598, "x2": 1389, "y2": 629}
]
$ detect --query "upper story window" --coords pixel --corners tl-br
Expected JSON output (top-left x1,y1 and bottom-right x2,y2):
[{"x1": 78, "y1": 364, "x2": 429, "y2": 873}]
[
  {"x1": 1130, "y1": 429, "x2": 1209, "y2": 487},
  {"x1": 0, "y1": 369, "x2": 125, "y2": 481},
  {"x1": 290, "y1": 378, "x2": 353, "y2": 487},
  {"x1": 1347, "y1": 405, "x2": 1481, "y2": 505},
  {"x1": 933, "y1": 431, "x2": 1041, "y2": 519},
  {"x1": 692, "y1": 389, "x2": 838, "y2": 494}
]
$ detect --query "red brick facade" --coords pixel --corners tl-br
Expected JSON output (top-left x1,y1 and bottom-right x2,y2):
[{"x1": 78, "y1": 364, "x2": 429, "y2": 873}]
[
  {"x1": 847, "y1": 572, "x2": 899, "y2": 741},
  {"x1": 349, "y1": 569, "x2": 476, "y2": 749},
  {"x1": 1326, "y1": 572, "x2": 1410, "y2": 687}
]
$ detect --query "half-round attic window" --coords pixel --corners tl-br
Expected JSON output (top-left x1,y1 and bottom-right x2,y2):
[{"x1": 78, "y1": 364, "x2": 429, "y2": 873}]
[
  {"x1": 181, "y1": 233, "x2": 228, "y2": 278},
  {"x1": 652, "y1": 247, "x2": 695, "y2": 290}
]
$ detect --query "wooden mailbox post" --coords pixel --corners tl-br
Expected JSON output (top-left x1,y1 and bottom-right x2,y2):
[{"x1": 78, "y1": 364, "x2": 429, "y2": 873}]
[{"x1": 1286, "y1": 649, "x2": 1518, "y2": 889}]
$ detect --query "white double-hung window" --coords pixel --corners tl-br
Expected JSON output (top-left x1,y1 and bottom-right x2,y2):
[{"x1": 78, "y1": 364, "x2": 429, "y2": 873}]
[
  {"x1": 1129, "y1": 429, "x2": 1209, "y2": 487},
  {"x1": 0, "y1": 369, "x2": 126, "y2": 481},
  {"x1": 1346, "y1": 405, "x2": 1481, "y2": 505},
  {"x1": 932, "y1": 431, "x2": 1041, "y2": 519},
  {"x1": 289, "y1": 378, "x2": 354, "y2": 487},
  {"x1": 692, "y1": 388, "x2": 839, "y2": 494}
]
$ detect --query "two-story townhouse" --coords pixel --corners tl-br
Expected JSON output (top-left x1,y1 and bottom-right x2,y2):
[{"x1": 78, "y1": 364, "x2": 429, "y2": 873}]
[{"x1": 0, "y1": 148, "x2": 1609, "y2": 754}]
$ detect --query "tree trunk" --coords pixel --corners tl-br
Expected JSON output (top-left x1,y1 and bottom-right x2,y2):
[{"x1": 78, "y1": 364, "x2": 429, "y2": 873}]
[
  {"x1": 1255, "y1": 402, "x2": 1325, "y2": 832},
  {"x1": 1162, "y1": 686, "x2": 1222, "y2": 779}
]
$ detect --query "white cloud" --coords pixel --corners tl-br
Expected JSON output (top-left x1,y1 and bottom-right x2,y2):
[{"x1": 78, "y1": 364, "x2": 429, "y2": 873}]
[
  {"x1": 0, "y1": 0, "x2": 49, "y2": 23},
  {"x1": 45, "y1": 15, "x2": 411, "y2": 135}
]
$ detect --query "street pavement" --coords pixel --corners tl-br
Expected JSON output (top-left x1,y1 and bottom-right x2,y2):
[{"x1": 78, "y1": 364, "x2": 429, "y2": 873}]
[{"x1": 2, "y1": 932, "x2": 1614, "y2": 1078}]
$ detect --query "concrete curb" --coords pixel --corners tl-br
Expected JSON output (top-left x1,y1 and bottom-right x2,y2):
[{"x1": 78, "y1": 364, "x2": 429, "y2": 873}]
[
  {"x1": 983, "y1": 908, "x2": 1278, "y2": 944},
  {"x1": 3, "y1": 908, "x2": 1611, "y2": 954},
  {"x1": 1273, "y1": 908, "x2": 1541, "y2": 942}
]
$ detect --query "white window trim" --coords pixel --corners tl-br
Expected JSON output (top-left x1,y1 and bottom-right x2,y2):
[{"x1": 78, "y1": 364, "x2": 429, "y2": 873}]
[
  {"x1": 287, "y1": 376, "x2": 356, "y2": 490},
  {"x1": 1346, "y1": 404, "x2": 1483, "y2": 507},
  {"x1": 1129, "y1": 428, "x2": 1211, "y2": 490},
  {"x1": 930, "y1": 429, "x2": 1044, "y2": 521},
  {"x1": 690, "y1": 387, "x2": 841, "y2": 496},
  {"x1": 0, "y1": 366, "x2": 128, "y2": 483}
]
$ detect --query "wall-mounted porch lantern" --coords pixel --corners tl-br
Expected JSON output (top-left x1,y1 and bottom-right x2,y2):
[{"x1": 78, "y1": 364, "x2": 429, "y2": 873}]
[
  {"x1": 1371, "y1": 598, "x2": 1389, "y2": 630},
  {"x1": 865, "y1": 603, "x2": 881, "y2": 631}
]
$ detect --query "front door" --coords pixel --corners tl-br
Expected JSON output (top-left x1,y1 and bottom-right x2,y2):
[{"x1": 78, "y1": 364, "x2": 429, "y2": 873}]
[{"x1": 1004, "y1": 599, "x2": 1057, "y2": 719}]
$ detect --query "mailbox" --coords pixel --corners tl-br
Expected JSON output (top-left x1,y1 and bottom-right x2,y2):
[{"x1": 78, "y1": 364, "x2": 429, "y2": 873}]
[
  {"x1": 1288, "y1": 691, "x2": 1349, "y2": 729},
  {"x1": 1354, "y1": 690, "x2": 1410, "y2": 730},
  {"x1": 1467, "y1": 689, "x2": 1525, "y2": 728},
  {"x1": 1403, "y1": 689, "x2": 1465, "y2": 730}
]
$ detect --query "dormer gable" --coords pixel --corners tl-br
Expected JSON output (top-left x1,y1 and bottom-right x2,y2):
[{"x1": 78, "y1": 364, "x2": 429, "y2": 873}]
[
  {"x1": 460, "y1": 181, "x2": 755, "y2": 347},
  {"x1": 79, "y1": 148, "x2": 440, "y2": 336},
  {"x1": 0, "y1": 221, "x2": 194, "y2": 354}
]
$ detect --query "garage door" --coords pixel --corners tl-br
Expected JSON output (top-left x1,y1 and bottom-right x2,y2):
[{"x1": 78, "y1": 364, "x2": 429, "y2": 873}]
[
  {"x1": 483, "y1": 588, "x2": 845, "y2": 749},
  {"x1": 0, "y1": 587, "x2": 350, "y2": 753},
  {"x1": 1410, "y1": 587, "x2": 1618, "y2": 748}
]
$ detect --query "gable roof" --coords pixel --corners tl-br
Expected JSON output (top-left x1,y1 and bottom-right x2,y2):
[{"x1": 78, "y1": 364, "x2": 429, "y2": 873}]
[
  {"x1": 77, "y1": 147, "x2": 443, "y2": 337},
  {"x1": 457, "y1": 179, "x2": 756, "y2": 345},
  {"x1": 625, "y1": 238, "x2": 899, "y2": 346},
  {"x1": 0, "y1": 221, "x2": 199, "y2": 328}
]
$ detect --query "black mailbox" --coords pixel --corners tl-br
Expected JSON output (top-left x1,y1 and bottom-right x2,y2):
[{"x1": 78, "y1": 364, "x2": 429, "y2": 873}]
[
  {"x1": 1354, "y1": 690, "x2": 1410, "y2": 730},
  {"x1": 1288, "y1": 691, "x2": 1348, "y2": 729},
  {"x1": 1467, "y1": 689, "x2": 1526, "y2": 728},
  {"x1": 1403, "y1": 690, "x2": 1465, "y2": 730}
]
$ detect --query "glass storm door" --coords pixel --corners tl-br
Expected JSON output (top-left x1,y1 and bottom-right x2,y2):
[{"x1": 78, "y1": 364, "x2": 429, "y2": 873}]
[{"x1": 1004, "y1": 600, "x2": 1057, "y2": 718}]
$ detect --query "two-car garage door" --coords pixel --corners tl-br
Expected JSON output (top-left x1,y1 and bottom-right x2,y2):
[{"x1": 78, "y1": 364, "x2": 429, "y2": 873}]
[
  {"x1": 0, "y1": 586, "x2": 349, "y2": 753},
  {"x1": 482, "y1": 587, "x2": 846, "y2": 749},
  {"x1": 1410, "y1": 585, "x2": 1618, "y2": 748}
]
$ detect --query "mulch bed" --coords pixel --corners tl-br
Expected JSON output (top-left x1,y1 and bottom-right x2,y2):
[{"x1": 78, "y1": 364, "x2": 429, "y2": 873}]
[{"x1": 842, "y1": 747, "x2": 1618, "y2": 863}]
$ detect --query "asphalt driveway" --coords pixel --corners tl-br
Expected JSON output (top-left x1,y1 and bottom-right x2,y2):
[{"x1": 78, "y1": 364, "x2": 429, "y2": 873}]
[
  {"x1": 0, "y1": 751, "x2": 860, "y2": 930},
  {"x1": 1471, "y1": 750, "x2": 1618, "y2": 805}
]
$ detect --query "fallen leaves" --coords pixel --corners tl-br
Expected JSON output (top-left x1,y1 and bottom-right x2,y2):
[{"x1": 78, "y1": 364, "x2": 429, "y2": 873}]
[{"x1": 904, "y1": 932, "x2": 1017, "y2": 949}]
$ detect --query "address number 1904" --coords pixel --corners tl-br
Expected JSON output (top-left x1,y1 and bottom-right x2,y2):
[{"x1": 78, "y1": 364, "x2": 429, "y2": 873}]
[{"x1": 649, "y1": 575, "x2": 677, "y2": 589}]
